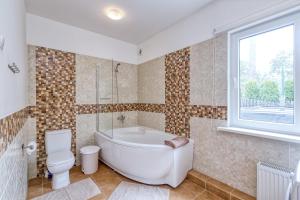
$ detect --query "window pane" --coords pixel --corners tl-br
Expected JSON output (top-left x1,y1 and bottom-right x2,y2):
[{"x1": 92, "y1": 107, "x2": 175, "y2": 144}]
[{"x1": 239, "y1": 25, "x2": 294, "y2": 124}]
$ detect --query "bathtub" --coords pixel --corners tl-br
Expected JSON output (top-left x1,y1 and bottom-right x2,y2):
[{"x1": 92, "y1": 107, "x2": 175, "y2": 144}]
[{"x1": 95, "y1": 126, "x2": 193, "y2": 188}]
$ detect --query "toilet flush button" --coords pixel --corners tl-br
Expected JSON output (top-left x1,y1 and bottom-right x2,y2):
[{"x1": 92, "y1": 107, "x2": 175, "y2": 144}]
[{"x1": 0, "y1": 35, "x2": 5, "y2": 51}]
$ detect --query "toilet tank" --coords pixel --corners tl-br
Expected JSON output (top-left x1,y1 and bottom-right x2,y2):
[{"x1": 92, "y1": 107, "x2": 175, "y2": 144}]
[{"x1": 45, "y1": 129, "x2": 72, "y2": 154}]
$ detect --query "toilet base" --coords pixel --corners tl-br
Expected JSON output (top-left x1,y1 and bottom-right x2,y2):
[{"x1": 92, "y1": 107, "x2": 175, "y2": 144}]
[{"x1": 52, "y1": 171, "x2": 70, "y2": 190}]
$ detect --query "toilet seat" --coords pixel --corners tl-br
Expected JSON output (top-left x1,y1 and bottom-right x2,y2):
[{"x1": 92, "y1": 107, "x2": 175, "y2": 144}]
[{"x1": 47, "y1": 150, "x2": 74, "y2": 167}]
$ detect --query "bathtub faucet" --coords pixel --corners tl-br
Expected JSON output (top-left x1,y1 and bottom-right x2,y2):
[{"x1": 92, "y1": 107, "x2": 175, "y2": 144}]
[{"x1": 117, "y1": 114, "x2": 125, "y2": 124}]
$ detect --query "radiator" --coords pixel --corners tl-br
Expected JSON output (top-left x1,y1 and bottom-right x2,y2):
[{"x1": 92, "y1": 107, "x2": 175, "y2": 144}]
[{"x1": 257, "y1": 162, "x2": 294, "y2": 200}]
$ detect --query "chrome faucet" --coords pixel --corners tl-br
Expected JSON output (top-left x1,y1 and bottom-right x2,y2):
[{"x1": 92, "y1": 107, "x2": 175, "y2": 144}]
[{"x1": 117, "y1": 114, "x2": 125, "y2": 124}]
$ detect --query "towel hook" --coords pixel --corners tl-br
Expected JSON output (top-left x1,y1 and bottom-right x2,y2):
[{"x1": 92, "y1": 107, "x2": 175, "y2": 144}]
[{"x1": 8, "y1": 62, "x2": 20, "y2": 74}]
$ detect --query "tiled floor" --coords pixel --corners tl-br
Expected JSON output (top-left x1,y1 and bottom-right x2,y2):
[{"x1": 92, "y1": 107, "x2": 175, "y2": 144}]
[{"x1": 27, "y1": 162, "x2": 223, "y2": 200}]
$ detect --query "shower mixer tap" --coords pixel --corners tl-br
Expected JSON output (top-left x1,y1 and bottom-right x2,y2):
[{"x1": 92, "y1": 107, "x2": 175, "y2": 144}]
[{"x1": 117, "y1": 114, "x2": 125, "y2": 124}]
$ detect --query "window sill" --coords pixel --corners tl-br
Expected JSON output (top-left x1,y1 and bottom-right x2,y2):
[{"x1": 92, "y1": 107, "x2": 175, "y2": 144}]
[{"x1": 217, "y1": 126, "x2": 300, "y2": 144}]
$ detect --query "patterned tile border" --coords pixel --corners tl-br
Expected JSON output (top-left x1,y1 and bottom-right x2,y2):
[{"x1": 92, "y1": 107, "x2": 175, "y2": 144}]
[
  {"x1": 75, "y1": 104, "x2": 99, "y2": 114},
  {"x1": 137, "y1": 103, "x2": 165, "y2": 113},
  {"x1": 165, "y1": 47, "x2": 191, "y2": 137},
  {"x1": 75, "y1": 103, "x2": 165, "y2": 114},
  {"x1": 33, "y1": 104, "x2": 227, "y2": 120},
  {"x1": 0, "y1": 107, "x2": 29, "y2": 157},
  {"x1": 36, "y1": 47, "x2": 76, "y2": 176}
]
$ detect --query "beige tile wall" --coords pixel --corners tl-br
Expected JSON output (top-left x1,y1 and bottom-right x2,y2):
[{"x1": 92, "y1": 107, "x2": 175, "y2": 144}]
[
  {"x1": 28, "y1": 45, "x2": 36, "y2": 106},
  {"x1": 76, "y1": 54, "x2": 138, "y2": 105},
  {"x1": 213, "y1": 34, "x2": 227, "y2": 106},
  {"x1": 76, "y1": 114, "x2": 96, "y2": 166},
  {"x1": 190, "y1": 117, "x2": 300, "y2": 196},
  {"x1": 190, "y1": 40, "x2": 213, "y2": 105},
  {"x1": 138, "y1": 56, "x2": 165, "y2": 104},
  {"x1": 190, "y1": 34, "x2": 227, "y2": 106},
  {"x1": 112, "y1": 111, "x2": 138, "y2": 129},
  {"x1": 137, "y1": 56, "x2": 166, "y2": 130},
  {"x1": 113, "y1": 63, "x2": 138, "y2": 104},
  {"x1": 189, "y1": 33, "x2": 300, "y2": 196},
  {"x1": 28, "y1": 46, "x2": 37, "y2": 179},
  {"x1": 76, "y1": 54, "x2": 112, "y2": 104},
  {"x1": 137, "y1": 112, "x2": 165, "y2": 131},
  {"x1": 27, "y1": 117, "x2": 37, "y2": 179}
]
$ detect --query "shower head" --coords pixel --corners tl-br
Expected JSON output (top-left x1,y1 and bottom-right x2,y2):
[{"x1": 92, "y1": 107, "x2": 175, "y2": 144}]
[{"x1": 115, "y1": 63, "x2": 121, "y2": 72}]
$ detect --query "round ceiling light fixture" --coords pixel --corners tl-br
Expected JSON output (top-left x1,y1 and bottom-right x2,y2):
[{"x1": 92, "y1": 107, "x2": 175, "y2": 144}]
[{"x1": 106, "y1": 7, "x2": 124, "y2": 20}]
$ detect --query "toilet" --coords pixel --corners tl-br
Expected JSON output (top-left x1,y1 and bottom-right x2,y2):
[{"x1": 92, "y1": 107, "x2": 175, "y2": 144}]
[{"x1": 45, "y1": 129, "x2": 75, "y2": 190}]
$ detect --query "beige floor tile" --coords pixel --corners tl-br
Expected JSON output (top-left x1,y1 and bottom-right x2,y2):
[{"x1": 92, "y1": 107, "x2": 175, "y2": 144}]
[
  {"x1": 169, "y1": 180, "x2": 205, "y2": 200},
  {"x1": 196, "y1": 191, "x2": 223, "y2": 200},
  {"x1": 28, "y1": 162, "x2": 225, "y2": 200}
]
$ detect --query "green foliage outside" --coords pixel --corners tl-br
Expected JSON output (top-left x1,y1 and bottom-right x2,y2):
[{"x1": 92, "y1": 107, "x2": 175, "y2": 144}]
[
  {"x1": 244, "y1": 81, "x2": 260, "y2": 99},
  {"x1": 285, "y1": 80, "x2": 294, "y2": 101},
  {"x1": 243, "y1": 80, "x2": 293, "y2": 102},
  {"x1": 260, "y1": 81, "x2": 280, "y2": 102},
  {"x1": 241, "y1": 50, "x2": 294, "y2": 104}
]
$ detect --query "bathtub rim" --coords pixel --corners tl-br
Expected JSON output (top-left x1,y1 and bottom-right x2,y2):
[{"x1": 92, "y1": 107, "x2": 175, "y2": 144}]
[{"x1": 95, "y1": 126, "x2": 193, "y2": 149}]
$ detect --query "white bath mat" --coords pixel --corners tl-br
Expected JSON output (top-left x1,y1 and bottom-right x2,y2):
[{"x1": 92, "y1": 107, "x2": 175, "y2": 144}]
[
  {"x1": 32, "y1": 178, "x2": 101, "y2": 200},
  {"x1": 108, "y1": 181, "x2": 169, "y2": 200}
]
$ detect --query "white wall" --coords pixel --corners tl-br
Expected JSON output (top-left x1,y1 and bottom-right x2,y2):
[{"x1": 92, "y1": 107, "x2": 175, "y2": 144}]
[
  {"x1": 26, "y1": 0, "x2": 300, "y2": 65},
  {"x1": 0, "y1": 0, "x2": 27, "y2": 119},
  {"x1": 137, "y1": 0, "x2": 300, "y2": 63},
  {"x1": 0, "y1": 0, "x2": 28, "y2": 199},
  {"x1": 0, "y1": 122, "x2": 28, "y2": 200},
  {"x1": 26, "y1": 14, "x2": 138, "y2": 64}
]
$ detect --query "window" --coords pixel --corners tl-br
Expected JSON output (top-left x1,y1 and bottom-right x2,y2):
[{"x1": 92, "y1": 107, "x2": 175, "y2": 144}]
[{"x1": 229, "y1": 11, "x2": 300, "y2": 134}]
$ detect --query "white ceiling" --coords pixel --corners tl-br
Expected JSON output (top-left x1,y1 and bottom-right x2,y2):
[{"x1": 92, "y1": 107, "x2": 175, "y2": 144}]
[{"x1": 25, "y1": 0, "x2": 213, "y2": 44}]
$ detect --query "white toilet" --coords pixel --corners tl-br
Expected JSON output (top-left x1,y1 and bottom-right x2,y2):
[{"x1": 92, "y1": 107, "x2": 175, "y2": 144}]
[{"x1": 45, "y1": 129, "x2": 75, "y2": 190}]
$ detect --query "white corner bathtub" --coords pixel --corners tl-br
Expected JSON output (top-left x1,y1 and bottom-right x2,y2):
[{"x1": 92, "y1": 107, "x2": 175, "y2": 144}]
[{"x1": 95, "y1": 126, "x2": 193, "y2": 188}]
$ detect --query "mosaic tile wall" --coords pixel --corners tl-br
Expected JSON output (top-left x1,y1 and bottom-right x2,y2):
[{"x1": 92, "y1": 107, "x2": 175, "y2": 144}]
[
  {"x1": 165, "y1": 48, "x2": 191, "y2": 137},
  {"x1": 0, "y1": 107, "x2": 29, "y2": 157},
  {"x1": 36, "y1": 47, "x2": 76, "y2": 176},
  {"x1": 189, "y1": 105, "x2": 227, "y2": 120}
]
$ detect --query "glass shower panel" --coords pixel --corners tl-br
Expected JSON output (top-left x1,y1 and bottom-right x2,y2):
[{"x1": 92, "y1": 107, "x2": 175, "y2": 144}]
[
  {"x1": 111, "y1": 60, "x2": 138, "y2": 129},
  {"x1": 96, "y1": 59, "x2": 114, "y2": 138},
  {"x1": 112, "y1": 61, "x2": 122, "y2": 129}
]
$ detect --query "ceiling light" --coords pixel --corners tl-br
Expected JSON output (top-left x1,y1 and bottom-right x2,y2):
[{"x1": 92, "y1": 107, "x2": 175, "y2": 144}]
[{"x1": 106, "y1": 8, "x2": 124, "y2": 20}]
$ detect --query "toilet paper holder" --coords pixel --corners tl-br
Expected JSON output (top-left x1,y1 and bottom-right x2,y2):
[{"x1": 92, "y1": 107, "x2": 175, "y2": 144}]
[
  {"x1": 22, "y1": 143, "x2": 34, "y2": 150},
  {"x1": 22, "y1": 141, "x2": 37, "y2": 156}
]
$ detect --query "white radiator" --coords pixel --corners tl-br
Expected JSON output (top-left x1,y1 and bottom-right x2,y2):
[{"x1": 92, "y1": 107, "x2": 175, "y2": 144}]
[{"x1": 257, "y1": 162, "x2": 294, "y2": 200}]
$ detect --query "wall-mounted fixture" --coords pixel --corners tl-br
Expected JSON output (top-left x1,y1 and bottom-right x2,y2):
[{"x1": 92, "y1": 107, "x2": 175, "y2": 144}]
[
  {"x1": 22, "y1": 141, "x2": 37, "y2": 155},
  {"x1": 8, "y1": 62, "x2": 20, "y2": 73},
  {"x1": 138, "y1": 49, "x2": 142, "y2": 56},
  {"x1": 105, "y1": 7, "x2": 124, "y2": 20},
  {"x1": 0, "y1": 35, "x2": 5, "y2": 51}
]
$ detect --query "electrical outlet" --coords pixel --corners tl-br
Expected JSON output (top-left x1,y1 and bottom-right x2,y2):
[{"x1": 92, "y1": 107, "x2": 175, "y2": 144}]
[{"x1": 0, "y1": 35, "x2": 5, "y2": 51}]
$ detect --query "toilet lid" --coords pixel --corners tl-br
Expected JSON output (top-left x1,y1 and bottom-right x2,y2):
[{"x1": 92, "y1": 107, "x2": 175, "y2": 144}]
[{"x1": 47, "y1": 150, "x2": 74, "y2": 167}]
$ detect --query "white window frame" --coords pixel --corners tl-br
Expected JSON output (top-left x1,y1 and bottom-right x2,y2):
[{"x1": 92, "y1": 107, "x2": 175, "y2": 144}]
[{"x1": 228, "y1": 11, "x2": 300, "y2": 135}]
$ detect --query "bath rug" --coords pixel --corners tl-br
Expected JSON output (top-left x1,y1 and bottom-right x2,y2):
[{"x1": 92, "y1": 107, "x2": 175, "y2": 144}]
[
  {"x1": 108, "y1": 181, "x2": 169, "y2": 200},
  {"x1": 32, "y1": 178, "x2": 101, "y2": 200}
]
